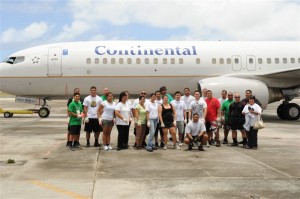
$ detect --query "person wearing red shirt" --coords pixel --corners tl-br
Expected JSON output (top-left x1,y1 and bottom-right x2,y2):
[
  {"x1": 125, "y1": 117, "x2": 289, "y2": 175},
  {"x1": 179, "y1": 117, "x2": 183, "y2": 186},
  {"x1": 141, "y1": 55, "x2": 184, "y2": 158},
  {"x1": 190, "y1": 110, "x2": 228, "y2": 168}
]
[{"x1": 205, "y1": 90, "x2": 221, "y2": 147}]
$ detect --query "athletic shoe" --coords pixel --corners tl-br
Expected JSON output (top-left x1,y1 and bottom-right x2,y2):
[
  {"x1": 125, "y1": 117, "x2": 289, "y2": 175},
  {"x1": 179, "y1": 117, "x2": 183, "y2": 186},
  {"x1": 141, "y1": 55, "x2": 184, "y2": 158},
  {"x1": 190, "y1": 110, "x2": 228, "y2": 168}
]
[
  {"x1": 94, "y1": 142, "x2": 100, "y2": 147},
  {"x1": 216, "y1": 141, "x2": 221, "y2": 147},
  {"x1": 160, "y1": 142, "x2": 165, "y2": 148},
  {"x1": 188, "y1": 145, "x2": 193, "y2": 150},
  {"x1": 117, "y1": 147, "x2": 122, "y2": 151},
  {"x1": 147, "y1": 148, "x2": 153, "y2": 152},
  {"x1": 74, "y1": 144, "x2": 80, "y2": 149},
  {"x1": 222, "y1": 139, "x2": 228, "y2": 144},
  {"x1": 108, "y1": 145, "x2": 113, "y2": 150},
  {"x1": 198, "y1": 145, "x2": 205, "y2": 151},
  {"x1": 206, "y1": 142, "x2": 210, "y2": 147},
  {"x1": 66, "y1": 141, "x2": 70, "y2": 147},
  {"x1": 155, "y1": 142, "x2": 159, "y2": 147},
  {"x1": 239, "y1": 141, "x2": 244, "y2": 144},
  {"x1": 211, "y1": 140, "x2": 215, "y2": 145},
  {"x1": 178, "y1": 142, "x2": 183, "y2": 147},
  {"x1": 231, "y1": 142, "x2": 239, "y2": 147},
  {"x1": 86, "y1": 142, "x2": 90, "y2": 147},
  {"x1": 68, "y1": 145, "x2": 75, "y2": 151},
  {"x1": 163, "y1": 145, "x2": 168, "y2": 150},
  {"x1": 103, "y1": 145, "x2": 109, "y2": 151},
  {"x1": 152, "y1": 146, "x2": 158, "y2": 150},
  {"x1": 174, "y1": 143, "x2": 181, "y2": 150}
]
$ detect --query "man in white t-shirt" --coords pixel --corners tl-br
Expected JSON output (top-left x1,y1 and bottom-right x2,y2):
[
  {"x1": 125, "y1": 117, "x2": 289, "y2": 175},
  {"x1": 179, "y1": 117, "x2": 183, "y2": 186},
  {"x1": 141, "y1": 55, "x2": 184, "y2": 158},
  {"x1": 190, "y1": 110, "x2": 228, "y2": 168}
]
[
  {"x1": 83, "y1": 86, "x2": 103, "y2": 147},
  {"x1": 171, "y1": 91, "x2": 186, "y2": 146},
  {"x1": 189, "y1": 90, "x2": 207, "y2": 122},
  {"x1": 154, "y1": 90, "x2": 164, "y2": 147},
  {"x1": 181, "y1": 87, "x2": 195, "y2": 124},
  {"x1": 184, "y1": 113, "x2": 208, "y2": 151},
  {"x1": 218, "y1": 90, "x2": 228, "y2": 106}
]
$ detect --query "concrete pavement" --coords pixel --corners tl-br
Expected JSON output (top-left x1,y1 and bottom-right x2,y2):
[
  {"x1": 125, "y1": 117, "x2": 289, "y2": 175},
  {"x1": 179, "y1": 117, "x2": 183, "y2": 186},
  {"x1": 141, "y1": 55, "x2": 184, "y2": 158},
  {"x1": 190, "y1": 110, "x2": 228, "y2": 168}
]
[{"x1": 0, "y1": 98, "x2": 299, "y2": 199}]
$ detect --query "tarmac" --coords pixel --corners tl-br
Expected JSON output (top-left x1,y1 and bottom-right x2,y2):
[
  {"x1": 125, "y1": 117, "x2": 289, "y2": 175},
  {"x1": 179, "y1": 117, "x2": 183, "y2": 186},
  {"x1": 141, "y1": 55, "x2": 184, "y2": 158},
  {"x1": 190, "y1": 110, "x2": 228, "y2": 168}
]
[{"x1": 0, "y1": 98, "x2": 299, "y2": 199}]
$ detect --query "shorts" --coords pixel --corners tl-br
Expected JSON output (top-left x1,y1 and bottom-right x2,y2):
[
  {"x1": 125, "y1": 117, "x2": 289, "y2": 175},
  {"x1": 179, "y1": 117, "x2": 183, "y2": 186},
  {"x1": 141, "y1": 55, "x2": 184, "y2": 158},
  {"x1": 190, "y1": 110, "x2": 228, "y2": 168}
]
[
  {"x1": 84, "y1": 118, "x2": 102, "y2": 133},
  {"x1": 162, "y1": 122, "x2": 175, "y2": 129},
  {"x1": 176, "y1": 121, "x2": 184, "y2": 134},
  {"x1": 231, "y1": 120, "x2": 244, "y2": 131},
  {"x1": 205, "y1": 121, "x2": 218, "y2": 133},
  {"x1": 102, "y1": 120, "x2": 114, "y2": 127},
  {"x1": 70, "y1": 125, "x2": 81, "y2": 135},
  {"x1": 67, "y1": 125, "x2": 70, "y2": 131},
  {"x1": 224, "y1": 121, "x2": 231, "y2": 130}
]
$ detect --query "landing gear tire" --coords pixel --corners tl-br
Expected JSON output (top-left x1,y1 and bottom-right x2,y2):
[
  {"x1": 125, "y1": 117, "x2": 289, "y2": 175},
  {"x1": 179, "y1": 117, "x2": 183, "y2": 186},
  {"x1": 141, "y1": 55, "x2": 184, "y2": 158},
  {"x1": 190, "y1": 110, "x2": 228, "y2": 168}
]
[
  {"x1": 277, "y1": 104, "x2": 285, "y2": 119},
  {"x1": 38, "y1": 107, "x2": 50, "y2": 118},
  {"x1": 4, "y1": 112, "x2": 11, "y2": 118},
  {"x1": 283, "y1": 103, "x2": 300, "y2": 120}
]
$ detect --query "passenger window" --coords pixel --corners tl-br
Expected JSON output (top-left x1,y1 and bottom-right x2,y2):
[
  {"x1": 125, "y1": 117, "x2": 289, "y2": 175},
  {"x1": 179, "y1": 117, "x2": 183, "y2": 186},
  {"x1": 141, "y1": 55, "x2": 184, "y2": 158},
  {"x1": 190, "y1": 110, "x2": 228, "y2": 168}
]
[
  {"x1": 179, "y1": 58, "x2": 183, "y2": 64},
  {"x1": 171, "y1": 58, "x2": 175, "y2": 64},
  {"x1": 219, "y1": 58, "x2": 224, "y2": 64},
  {"x1": 291, "y1": 58, "x2": 295, "y2": 63},
  {"x1": 234, "y1": 58, "x2": 239, "y2": 64},
  {"x1": 136, "y1": 58, "x2": 141, "y2": 64},
  {"x1": 298, "y1": 58, "x2": 300, "y2": 63},
  {"x1": 267, "y1": 58, "x2": 271, "y2": 64},
  {"x1": 119, "y1": 58, "x2": 123, "y2": 64},
  {"x1": 283, "y1": 58, "x2": 287, "y2": 64},
  {"x1": 95, "y1": 58, "x2": 99, "y2": 64},
  {"x1": 212, "y1": 58, "x2": 216, "y2": 64},
  {"x1": 196, "y1": 58, "x2": 200, "y2": 64},
  {"x1": 154, "y1": 58, "x2": 158, "y2": 64},
  {"x1": 127, "y1": 58, "x2": 132, "y2": 64},
  {"x1": 103, "y1": 58, "x2": 107, "y2": 64},
  {"x1": 226, "y1": 58, "x2": 231, "y2": 64},
  {"x1": 145, "y1": 58, "x2": 149, "y2": 64},
  {"x1": 249, "y1": 58, "x2": 253, "y2": 64},
  {"x1": 275, "y1": 58, "x2": 279, "y2": 64},
  {"x1": 258, "y1": 58, "x2": 263, "y2": 64},
  {"x1": 86, "y1": 58, "x2": 91, "y2": 64},
  {"x1": 163, "y1": 58, "x2": 167, "y2": 64},
  {"x1": 111, "y1": 58, "x2": 115, "y2": 64}
]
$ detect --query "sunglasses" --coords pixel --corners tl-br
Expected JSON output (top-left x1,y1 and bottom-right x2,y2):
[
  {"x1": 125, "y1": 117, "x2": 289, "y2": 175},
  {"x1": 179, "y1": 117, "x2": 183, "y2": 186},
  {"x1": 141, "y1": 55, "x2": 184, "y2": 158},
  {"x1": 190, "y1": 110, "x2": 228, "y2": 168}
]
[{"x1": 141, "y1": 92, "x2": 146, "y2": 94}]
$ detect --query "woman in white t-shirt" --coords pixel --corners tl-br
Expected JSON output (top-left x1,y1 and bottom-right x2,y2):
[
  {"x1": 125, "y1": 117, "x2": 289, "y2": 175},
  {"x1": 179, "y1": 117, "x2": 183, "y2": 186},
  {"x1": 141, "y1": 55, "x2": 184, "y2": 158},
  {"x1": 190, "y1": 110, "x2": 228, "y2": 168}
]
[
  {"x1": 115, "y1": 92, "x2": 132, "y2": 151},
  {"x1": 147, "y1": 93, "x2": 159, "y2": 152},
  {"x1": 98, "y1": 92, "x2": 116, "y2": 151}
]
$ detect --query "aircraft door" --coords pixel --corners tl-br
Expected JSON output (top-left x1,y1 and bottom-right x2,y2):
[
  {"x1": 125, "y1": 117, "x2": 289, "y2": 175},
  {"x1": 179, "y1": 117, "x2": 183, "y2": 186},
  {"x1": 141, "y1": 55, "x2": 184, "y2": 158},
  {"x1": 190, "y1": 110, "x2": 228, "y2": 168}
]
[
  {"x1": 48, "y1": 48, "x2": 62, "y2": 76},
  {"x1": 246, "y1": 55, "x2": 256, "y2": 71},
  {"x1": 232, "y1": 55, "x2": 242, "y2": 71}
]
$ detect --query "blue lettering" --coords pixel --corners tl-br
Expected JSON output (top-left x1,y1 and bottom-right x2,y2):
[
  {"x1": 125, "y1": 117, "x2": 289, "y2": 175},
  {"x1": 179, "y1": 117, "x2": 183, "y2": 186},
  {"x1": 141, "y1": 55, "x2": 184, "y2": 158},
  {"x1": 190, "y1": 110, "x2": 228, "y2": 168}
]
[{"x1": 95, "y1": 46, "x2": 106, "y2": 55}]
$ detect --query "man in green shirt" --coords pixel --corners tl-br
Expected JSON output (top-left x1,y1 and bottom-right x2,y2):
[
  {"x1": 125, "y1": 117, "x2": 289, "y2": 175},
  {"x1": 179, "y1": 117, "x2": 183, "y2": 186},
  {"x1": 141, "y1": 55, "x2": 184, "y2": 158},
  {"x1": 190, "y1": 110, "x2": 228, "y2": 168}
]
[
  {"x1": 160, "y1": 86, "x2": 173, "y2": 103},
  {"x1": 68, "y1": 93, "x2": 83, "y2": 150},
  {"x1": 221, "y1": 92, "x2": 234, "y2": 144},
  {"x1": 100, "y1": 88, "x2": 109, "y2": 101}
]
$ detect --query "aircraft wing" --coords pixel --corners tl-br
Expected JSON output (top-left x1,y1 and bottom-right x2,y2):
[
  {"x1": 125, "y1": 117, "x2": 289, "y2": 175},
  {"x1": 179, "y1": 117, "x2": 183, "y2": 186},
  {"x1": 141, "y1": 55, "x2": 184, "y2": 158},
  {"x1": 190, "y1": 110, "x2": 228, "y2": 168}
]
[{"x1": 258, "y1": 68, "x2": 300, "y2": 80}]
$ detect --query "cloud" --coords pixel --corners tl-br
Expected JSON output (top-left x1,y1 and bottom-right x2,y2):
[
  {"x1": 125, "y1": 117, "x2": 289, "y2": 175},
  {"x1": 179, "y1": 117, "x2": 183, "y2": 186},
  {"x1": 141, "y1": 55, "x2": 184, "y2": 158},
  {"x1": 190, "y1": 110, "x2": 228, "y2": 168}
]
[
  {"x1": 1, "y1": 21, "x2": 49, "y2": 43},
  {"x1": 58, "y1": 0, "x2": 299, "y2": 41}
]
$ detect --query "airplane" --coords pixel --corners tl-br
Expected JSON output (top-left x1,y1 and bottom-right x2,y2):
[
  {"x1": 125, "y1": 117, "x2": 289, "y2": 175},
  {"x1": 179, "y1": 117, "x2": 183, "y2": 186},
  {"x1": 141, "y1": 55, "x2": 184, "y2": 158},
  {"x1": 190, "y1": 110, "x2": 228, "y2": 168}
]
[{"x1": 0, "y1": 41, "x2": 299, "y2": 120}]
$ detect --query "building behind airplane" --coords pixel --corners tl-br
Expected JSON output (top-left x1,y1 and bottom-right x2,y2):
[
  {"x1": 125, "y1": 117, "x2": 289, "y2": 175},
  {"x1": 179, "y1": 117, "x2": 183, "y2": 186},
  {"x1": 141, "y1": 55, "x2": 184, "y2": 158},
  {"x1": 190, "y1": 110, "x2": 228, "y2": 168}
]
[{"x1": 0, "y1": 41, "x2": 299, "y2": 120}]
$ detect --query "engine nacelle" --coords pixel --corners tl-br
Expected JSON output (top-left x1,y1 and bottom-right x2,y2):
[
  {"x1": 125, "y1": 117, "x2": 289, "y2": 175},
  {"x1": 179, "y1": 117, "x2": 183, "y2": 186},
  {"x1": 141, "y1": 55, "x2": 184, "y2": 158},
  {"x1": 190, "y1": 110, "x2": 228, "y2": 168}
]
[{"x1": 197, "y1": 77, "x2": 281, "y2": 109}]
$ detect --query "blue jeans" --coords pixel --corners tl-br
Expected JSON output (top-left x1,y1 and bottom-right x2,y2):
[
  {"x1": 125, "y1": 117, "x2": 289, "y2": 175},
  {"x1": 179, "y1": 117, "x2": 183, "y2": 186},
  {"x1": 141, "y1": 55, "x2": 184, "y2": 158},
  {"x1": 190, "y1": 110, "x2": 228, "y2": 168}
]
[{"x1": 147, "y1": 118, "x2": 158, "y2": 149}]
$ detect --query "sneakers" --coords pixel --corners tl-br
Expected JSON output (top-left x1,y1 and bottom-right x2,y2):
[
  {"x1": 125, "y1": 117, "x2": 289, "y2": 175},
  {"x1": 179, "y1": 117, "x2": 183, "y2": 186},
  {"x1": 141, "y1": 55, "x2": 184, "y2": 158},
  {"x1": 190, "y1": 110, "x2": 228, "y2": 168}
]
[
  {"x1": 94, "y1": 142, "x2": 101, "y2": 147},
  {"x1": 108, "y1": 145, "x2": 113, "y2": 150},
  {"x1": 216, "y1": 141, "x2": 221, "y2": 147},
  {"x1": 66, "y1": 141, "x2": 70, "y2": 147},
  {"x1": 103, "y1": 145, "x2": 109, "y2": 151},
  {"x1": 147, "y1": 148, "x2": 153, "y2": 152},
  {"x1": 174, "y1": 143, "x2": 181, "y2": 150},
  {"x1": 163, "y1": 145, "x2": 168, "y2": 150},
  {"x1": 68, "y1": 145, "x2": 75, "y2": 151},
  {"x1": 206, "y1": 142, "x2": 210, "y2": 147},
  {"x1": 198, "y1": 145, "x2": 205, "y2": 151},
  {"x1": 239, "y1": 141, "x2": 244, "y2": 144},
  {"x1": 231, "y1": 142, "x2": 239, "y2": 147},
  {"x1": 222, "y1": 139, "x2": 228, "y2": 144},
  {"x1": 155, "y1": 142, "x2": 159, "y2": 147},
  {"x1": 86, "y1": 142, "x2": 90, "y2": 147},
  {"x1": 188, "y1": 145, "x2": 193, "y2": 150},
  {"x1": 160, "y1": 142, "x2": 165, "y2": 148},
  {"x1": 178, "y1": 142, "x2": 183, "y2": 147}
]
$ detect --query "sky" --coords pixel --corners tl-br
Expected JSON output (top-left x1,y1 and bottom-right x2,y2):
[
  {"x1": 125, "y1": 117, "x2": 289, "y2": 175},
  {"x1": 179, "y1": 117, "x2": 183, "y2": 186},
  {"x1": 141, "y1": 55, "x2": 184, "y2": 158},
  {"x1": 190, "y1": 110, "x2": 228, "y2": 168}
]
[{"x1": 0, "y1": 0, "x2": 299, "y2": 60}]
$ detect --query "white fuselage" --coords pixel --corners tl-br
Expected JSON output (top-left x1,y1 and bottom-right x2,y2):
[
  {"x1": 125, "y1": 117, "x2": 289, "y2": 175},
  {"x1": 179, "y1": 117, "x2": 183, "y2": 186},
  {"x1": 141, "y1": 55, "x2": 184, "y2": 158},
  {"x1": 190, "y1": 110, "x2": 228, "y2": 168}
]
[{"x1": 0, "y1": 41, "x2": 299, "y2": 104}]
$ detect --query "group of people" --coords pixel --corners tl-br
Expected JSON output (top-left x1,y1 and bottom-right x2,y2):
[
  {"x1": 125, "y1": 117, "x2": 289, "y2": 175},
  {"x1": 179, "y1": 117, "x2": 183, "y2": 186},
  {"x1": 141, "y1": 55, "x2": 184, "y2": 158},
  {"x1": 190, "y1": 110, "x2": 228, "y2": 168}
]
[{"x1": 66, "y1": 86, "x2": 262, "y2": 152}]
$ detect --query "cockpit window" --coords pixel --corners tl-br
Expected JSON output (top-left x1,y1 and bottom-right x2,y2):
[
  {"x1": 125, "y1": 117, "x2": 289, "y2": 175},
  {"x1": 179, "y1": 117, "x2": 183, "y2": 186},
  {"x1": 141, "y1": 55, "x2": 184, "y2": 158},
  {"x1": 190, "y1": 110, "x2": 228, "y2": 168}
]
[{"x1": 4, "y1": 56, "x2": 25, "y2": 64}]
